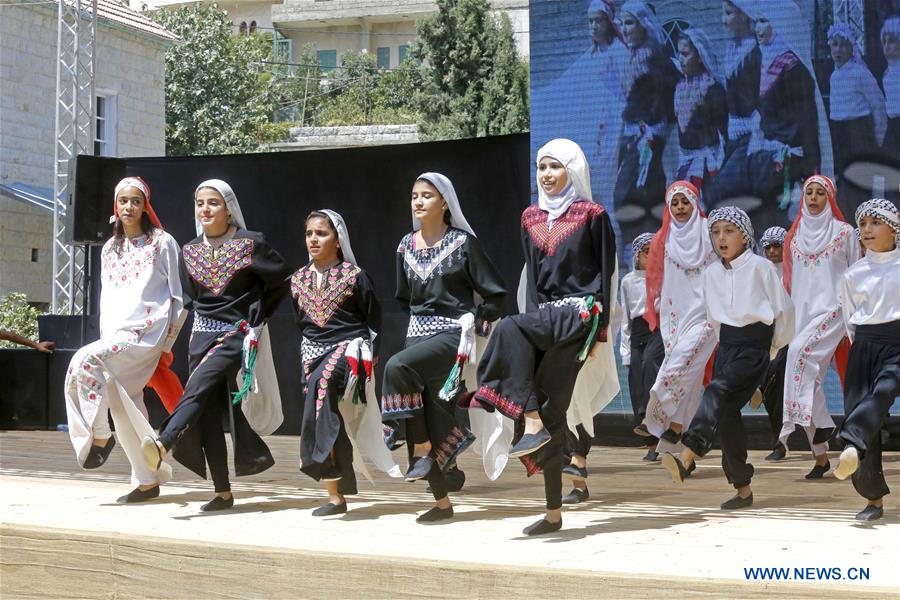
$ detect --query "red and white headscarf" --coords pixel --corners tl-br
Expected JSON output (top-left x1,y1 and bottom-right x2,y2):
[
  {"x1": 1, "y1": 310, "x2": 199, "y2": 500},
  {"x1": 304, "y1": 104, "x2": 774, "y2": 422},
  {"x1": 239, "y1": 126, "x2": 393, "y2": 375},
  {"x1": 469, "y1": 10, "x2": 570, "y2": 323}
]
[
  {"x1": 782, "y1": 174, "x2": 847, "y2": 294},
  {"x1": 112, "y1": 177, "x2": 162, "y2": 229},
  {"x1": 644, "y1": 180, "x2": 710, "y2": 331}
]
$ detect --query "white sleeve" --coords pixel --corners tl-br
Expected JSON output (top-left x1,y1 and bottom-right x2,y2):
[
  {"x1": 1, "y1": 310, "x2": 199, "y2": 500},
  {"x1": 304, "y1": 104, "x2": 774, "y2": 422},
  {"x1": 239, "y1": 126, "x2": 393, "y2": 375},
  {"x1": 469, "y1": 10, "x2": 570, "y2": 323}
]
[
  {"x1": 161, "y1": 235, "x2": 186, "y2": 353},
  {"x1": 769, "y1": 266, "x2": 795, "y2": 353},
  {"x1": 861, "y1": 68, "x2": 888, "y2": 145},
  {"x1": 841, "y1": 272, "x2": 857, "y2": 343},
  {"x1": 619, "y1": 286, "x2": 632, "y2": 367}
]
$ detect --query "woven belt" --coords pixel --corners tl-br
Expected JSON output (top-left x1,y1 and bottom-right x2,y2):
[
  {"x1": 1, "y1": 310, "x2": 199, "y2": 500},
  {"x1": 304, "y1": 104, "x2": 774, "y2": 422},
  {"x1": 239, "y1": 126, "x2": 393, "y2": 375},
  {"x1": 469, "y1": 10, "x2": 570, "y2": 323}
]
[
  {"x1": 192, "y1": 315, "x2": 236, "y2": 333},
  {"x1": 407, "y1": 315, "x2": 460, "y2": 338}
]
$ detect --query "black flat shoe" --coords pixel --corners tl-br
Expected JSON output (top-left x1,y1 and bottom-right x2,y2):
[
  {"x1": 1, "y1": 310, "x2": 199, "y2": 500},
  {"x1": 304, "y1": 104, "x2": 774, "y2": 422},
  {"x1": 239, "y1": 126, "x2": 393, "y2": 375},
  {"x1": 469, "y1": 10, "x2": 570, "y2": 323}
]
[
  {"x1": 416, "y1": 505, "x2": 454, "y2": 523},
  {"x1": 642, "y1": 449, "x2": 660, "y2": 462},
  {"x1": 562, "y1": 464, "x2": 588, "y2": 481},
  {"x1": 633, "y1": 423, "x2": 652, "y2": 438},
  {"x1": 661, "y1": 452, "x2": 688, "y2": 484},
  {"x1": 562, "y1": 488, "x2": 589, "y2": 505},
  {"x1": 805, "y1": 461, "x2": 831, "y2": 479},
  {"x1": 812, "y1": 427, "x2": 835, "y2": 445},
  {"x1": 765, "y1": 444, "x2": 787, "y2": 462},
  {"x1": 428, "y1": 465, "x2": 466, "y2": 494},
  {"x1": 660, "y1": 428, "x2": 682, "y2": 444},
  {"x1": 509, "y1": 428, "x2": 552, "y2": 458},
  {"x1": 321, "y1": 467, "x2": 342, "y2": 482},
  {"x1": 116, "y1": 485, "x2": 160, "y2": 504},
  {"x1": 312, "y1": 502, "x2": 347, "y2": 517},
  {"x1": 684, "y1": 461, "x2": 697, "y2": 478},
  {"x1": 200, "y1": 495, "x2": 234, "y2": 512},
  {"x1": 523, "y1": 518, "x2": 562, "y2": 536},
  {"x1": 405, "y1": 456, "x2": 435, "y2": 482},
  {"x1": 855, "y1": 505, "x2": 884, "y2": 522},
  {"x1": 721, "y1": 493, "x2": 753, "y2": 510},
  {"x1": 83, "y1": 437, "x2": 116, "y2": 469}
]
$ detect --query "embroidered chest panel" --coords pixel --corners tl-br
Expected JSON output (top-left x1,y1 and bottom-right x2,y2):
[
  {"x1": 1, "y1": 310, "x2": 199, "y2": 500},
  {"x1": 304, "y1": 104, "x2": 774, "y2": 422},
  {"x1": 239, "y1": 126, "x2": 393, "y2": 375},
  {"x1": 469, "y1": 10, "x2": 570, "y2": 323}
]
[
  {"x1": 101, "y1": 233, "x2": 161, "y2": 288},
  {"x1": 399, "y1": 228, "x2": 467, "y2": 283},
  {"x1": 664, "y1": 249, "x2": 716, "y2": 278},
  {"x1": 790, "y1": 228, "x2": 850, "y2": 269},
  {"x1": 760, "y1": 51, "x2": 799, "y2": 98},
  {"x1": 183, "y1": 237, "x2": 254, "y2": 296},
  {"x1": 522, "y1": 201, "x2": 603, "y2": 256},
  {"x1": 291, "y1": 262, "x2": 361, "y2": 328}
]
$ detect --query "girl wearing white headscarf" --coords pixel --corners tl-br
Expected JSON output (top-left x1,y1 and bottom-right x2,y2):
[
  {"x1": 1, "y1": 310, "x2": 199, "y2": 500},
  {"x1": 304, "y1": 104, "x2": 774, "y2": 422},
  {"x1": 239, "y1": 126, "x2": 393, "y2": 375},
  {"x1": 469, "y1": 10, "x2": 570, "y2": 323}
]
[
  {"x1": 721, "y1": 0, "x2": 760, "y2": 150},
  {"x1": 674, "y1": 27, "x2": 727, "y2": 196},
  {"x1": 141, "y1": 179, "x2": 292, "y2": 512},
  {"x1": 381, "y1": 172, "x2": 508, "y2": 524},
  {"x1": 779, "y1": 175, "x2": 859, "y2": 480},
  {"x1": 291, "y1": 210, "x2": 401, "y2": 516},
  {"x1": 474, "y1": 139, "x2": 617, "y2": 535},
  {"x1": 65, "y1": 176, "x2": 185, "y2": 503},
  {"x1": 709, "y1": 0, "x2": 834, "y2": 217},
  {"x1": 638, "y1": 181, "x2": 717, "y2": 458},
  {"x1": 613, "y1": 1, "x2": 681, "y2": 248}
]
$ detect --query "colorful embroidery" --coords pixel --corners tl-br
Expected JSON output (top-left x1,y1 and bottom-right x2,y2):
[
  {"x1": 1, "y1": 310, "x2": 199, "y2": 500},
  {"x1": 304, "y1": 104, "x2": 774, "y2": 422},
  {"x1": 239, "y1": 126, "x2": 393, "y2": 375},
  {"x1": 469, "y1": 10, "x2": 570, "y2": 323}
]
[
  {"x1": 433, "y1": 425, "x2": 475, "y2": 469},
  {"x1": 382, "y1": 392, "x2": 424, "y2": 415},
  {"x1": 519, "y1": 453, "x2": 542, "y2": 477},
  {"x1": 521, "y1": 201, "x2": 604, "y2": 256},
  {"x1": 291, "y1": 262, "x2": 361, "y2": 328},
  {"x1": 664, "y1": 249, "x2": 715, "y2": 278},
  {"x1": 791, "y1": 228, "x2": 851, "y2": 269},
  {"x1": 760, "y1": 51, "x2": 800, "y2": 97},
  {"x1": 101, "y1": 231, "x2": 162, "y2": 289},
  {"x1": 183, "y1": 237, "x2": 254, "y2": 296},
  {"x1": 474, "y1": 385, "x2": 523, "y2": 420},
  {"x1": 785, "y1": 309, "x2": 842, "y2": 426},
  {"x1": 655, "y1": 322, "x2": 715, "y2": 410},
  {"x1": 311, "y1": 344, "x2": 347, "y2": 417},
  {"x1": 398, "y1": 228, "x2": 467, "y2": 283}
]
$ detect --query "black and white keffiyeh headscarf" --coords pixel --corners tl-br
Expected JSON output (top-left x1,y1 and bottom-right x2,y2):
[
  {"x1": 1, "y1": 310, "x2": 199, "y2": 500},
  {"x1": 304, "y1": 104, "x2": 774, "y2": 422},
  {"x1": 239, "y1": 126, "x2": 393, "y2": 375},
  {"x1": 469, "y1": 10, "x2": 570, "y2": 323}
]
[
  {"x1": 759, "y1": 226, "x2": 787, "y2": 249},
  {"x1": 855, "y1": 199, "x2": 900, "y2": 246},
  {"x1": 630, "y1": 232, "x2": 655, "y2": 268},
  {"x1": 707, "y1": 206, "x2": 756, "y2": 252}
]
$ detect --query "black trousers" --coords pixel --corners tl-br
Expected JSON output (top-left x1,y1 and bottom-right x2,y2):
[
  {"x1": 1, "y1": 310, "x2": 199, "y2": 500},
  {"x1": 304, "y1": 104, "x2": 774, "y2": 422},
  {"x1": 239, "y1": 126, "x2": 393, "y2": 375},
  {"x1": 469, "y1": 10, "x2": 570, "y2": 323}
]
[
  {"x1": 761, "y1": 345, "x2": 788, "y2": 448},
  {"x1": 159, "y1": 330, "x2": 275, "y2": 493},
  {"x1": 628, "y1": 321, "x2": 664, "y2": 422},
  {"x1": 837, "y1": 322, "x2": 900, "y2": 501},
  {"x1": 382, "y1": 330, "x2": 474, "y2": 501},
  {"x1": 299, "y1": 345, "x2": 357, "y2": 495},
  {"x1": 683, "y1": 323, "x2": 774, "y2": 490},
  {"x1": 475, "y1": 304, "x2": 591, "y2": 510},
  {"x1": 564, "y1": 425, "x2": 592, "y2": 461}
]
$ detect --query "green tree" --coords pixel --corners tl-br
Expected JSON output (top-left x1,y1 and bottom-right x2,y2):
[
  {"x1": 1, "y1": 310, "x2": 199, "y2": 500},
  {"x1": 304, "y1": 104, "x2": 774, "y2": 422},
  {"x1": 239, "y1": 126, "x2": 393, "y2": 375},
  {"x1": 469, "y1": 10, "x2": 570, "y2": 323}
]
[
  {"x1": 412, "y1": 0, "x2": 529, "y2": 140},
  {"x1": 0, "y1": 293, "x2": 41, "y2": 349},
  {"x1": 152, "y1": 5, "x2": 279, "y2": 155}
]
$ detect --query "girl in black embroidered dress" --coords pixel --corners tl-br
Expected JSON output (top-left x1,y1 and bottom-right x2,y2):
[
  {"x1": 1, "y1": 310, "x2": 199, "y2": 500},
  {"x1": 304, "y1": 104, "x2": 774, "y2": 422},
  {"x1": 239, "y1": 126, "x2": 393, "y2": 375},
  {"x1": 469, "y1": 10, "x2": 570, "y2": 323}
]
[
  {"x1": 474, "y1": 139, "x2": 617, "y2": 536},
  {"x1": 381, "y1": 172, "x2": 507, "y2": 524},
  {"x1": 142, "y1": 179, "x2": 291, "y2": 512},
  {"x1": 292, "y1": 210, "x2": 400, "y2": 516}
]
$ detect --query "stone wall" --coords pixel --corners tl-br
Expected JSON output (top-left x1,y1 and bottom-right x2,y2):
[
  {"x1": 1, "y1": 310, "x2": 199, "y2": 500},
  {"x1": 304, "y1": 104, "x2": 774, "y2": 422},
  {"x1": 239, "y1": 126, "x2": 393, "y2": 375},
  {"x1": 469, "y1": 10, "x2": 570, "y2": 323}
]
[{"x1": 270, "y1": 124, "x2": 419, "y2": 150}]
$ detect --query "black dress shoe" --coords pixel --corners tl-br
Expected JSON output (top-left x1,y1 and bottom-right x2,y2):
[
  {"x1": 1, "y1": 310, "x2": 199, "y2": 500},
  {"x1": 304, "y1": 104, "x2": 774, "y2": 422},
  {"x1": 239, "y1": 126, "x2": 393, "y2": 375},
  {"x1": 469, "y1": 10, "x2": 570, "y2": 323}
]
[
  {"x1": 812, "y1": 427, "x2": 835, "y2": 445},
  {"x1": 83, "y1": 437, "x2": 116, "y2": 469},
  {"x1": 805, "y1": 461, "x2": 831, "y2": 479},
  {"x1": 200, "y1": 495, "x2": 234, "y2": 512},
  {"x1": 523, "y1": 518, "x2": 562, "y2": 536},
  {"x1": 562, "y1": 464, "x2": 588, "y2": 481},
  {"x1": 405, "y1": 456, "x2": 435, "y2": 482},
  {"x1": 312, "y1": 502, "x2": 347, "y2": 517},
  {"x1": 429, "y1": 465, "x2": 466, "y2": 494},
  {"x1": 116, "y1": 485, "x2": 160, "y2": 504},
  {"x1": 509, "y1": 428, "x2": 552, "y2": 458},
  {"x1": 633, "y1": 423, "x2": 652, "y2": 438},
  {"x1": 684, "y1": 461, "x2": 697, "y2": 478},
  {"x1": 416, "y1": 505, "x2": 454, "y2": 523},
  {"x1": 321, "y1": 467, "x2": 342, "y2": 482},
  {"x1": 720, "y1": 493, "x2": 753, "y2": 510},
  {"x1": 765, "y1": 444, "x2": 787, "y2": 462},
  {"x1": 855, "y1": 505, "x2": 884, "y2": 522},
  {"x1": 642, "y1": 449, "x2": 660, "y2": 462},
  {"x1": 562, "y1": 488, "x2": 589, "y2": 504},
  {"x1": 660, "y1": 428, "x2": 682, "y2": 444},
  {"x1": 661, "y1": 452, "x2": 688, "y2": 483}
]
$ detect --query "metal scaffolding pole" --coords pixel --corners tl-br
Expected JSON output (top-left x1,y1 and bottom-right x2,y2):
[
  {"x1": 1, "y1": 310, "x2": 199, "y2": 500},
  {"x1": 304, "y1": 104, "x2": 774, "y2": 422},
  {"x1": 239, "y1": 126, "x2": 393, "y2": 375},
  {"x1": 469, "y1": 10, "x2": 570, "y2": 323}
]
[{"x1": 52, "y1": 0, "x2": 97, "y2": 314}]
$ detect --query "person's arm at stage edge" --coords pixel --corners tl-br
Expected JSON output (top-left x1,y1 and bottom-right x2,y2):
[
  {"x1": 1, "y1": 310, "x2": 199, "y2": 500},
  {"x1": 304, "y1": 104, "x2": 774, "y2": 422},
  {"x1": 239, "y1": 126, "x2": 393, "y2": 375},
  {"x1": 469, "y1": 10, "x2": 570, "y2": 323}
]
[{"x1": 0, "y1": 329, "x2": 55, "y2": 353}]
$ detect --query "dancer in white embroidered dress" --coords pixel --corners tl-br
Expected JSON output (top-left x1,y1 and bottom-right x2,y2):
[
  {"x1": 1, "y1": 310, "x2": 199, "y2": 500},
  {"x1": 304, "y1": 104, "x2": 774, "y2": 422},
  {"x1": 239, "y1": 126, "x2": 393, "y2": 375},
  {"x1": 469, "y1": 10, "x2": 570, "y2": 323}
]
[
  {"x1": 640, "y1": 181, "x2": 717, "y2": 458},
  {"x1": 779, "y1": 175, "x2": 860, "y2": 479},
  {"x1": 65, "y1": 177, "x2": 185, "y2": 503}
]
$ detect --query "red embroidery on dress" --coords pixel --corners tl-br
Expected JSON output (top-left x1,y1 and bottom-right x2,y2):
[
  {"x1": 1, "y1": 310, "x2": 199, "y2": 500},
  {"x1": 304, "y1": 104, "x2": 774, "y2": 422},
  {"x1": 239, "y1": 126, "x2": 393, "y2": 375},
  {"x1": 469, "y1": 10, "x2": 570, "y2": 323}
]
[
  {"x1": 183, "y1": 237, "x2": 254, "y2": 296},
  {"x1": 760, "y1": 51, "x2": 800, "y2": 97},
  {"x1": 101, "y1": 231, "x2": 162, "y2": 288},
  {"x1": 474, "y1": 385, "x2": 523, "y2": 419},
  {"x1": 291, "y1": 262, "x2": 360, "y2": 328},
  {"x1": 521, "y1": 201, "x2": 604, "y2": 256},
  {"x1": 382, "y1": 392, "x2": 423, "y2": 414}
]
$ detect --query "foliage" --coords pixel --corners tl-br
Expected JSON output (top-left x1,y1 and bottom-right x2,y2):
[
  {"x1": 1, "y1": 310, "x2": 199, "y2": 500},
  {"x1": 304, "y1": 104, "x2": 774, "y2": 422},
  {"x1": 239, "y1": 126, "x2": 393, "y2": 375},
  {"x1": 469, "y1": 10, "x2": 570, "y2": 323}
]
[
  {"x1": 411, "y1": 0, "x2": 529, "y2": 140},
  {"x1": 153, "y1": 5, "x2": 279, "y2": 155},
  {"x1": 0, "y1": 293, "x2": 41, "y2": 349}
]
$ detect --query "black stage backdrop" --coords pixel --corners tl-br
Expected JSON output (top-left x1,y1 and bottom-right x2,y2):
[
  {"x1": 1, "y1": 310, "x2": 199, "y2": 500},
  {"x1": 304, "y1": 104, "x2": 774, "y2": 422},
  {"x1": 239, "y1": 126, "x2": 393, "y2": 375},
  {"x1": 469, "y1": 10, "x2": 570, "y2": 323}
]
[{"x1": 64, "y1": 134, "x2": 532, "y2": 434}]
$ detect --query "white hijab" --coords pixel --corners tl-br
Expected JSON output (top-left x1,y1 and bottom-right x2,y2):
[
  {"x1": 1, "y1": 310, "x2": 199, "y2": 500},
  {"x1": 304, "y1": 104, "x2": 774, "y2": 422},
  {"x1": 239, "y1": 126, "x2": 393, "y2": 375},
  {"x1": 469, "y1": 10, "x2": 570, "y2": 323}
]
[
  {"x1": 413, "y1": 172, "x2": 476, "y2": 236},
  {"x1": 316, "y1": 209, "x2": 357, "y2": 266},
  {"x1": 194, "y1": 179, "x2": 247, "y2": 236},
  {"x1": 536, "y1": 138, "x2": 592, "y2": 227},
  {"x1": 665, "y1": 182, "x2": 712, "y2": 269},
  {"x1": 620, "y1": 1, "x2": 665, "y2": 46}
]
